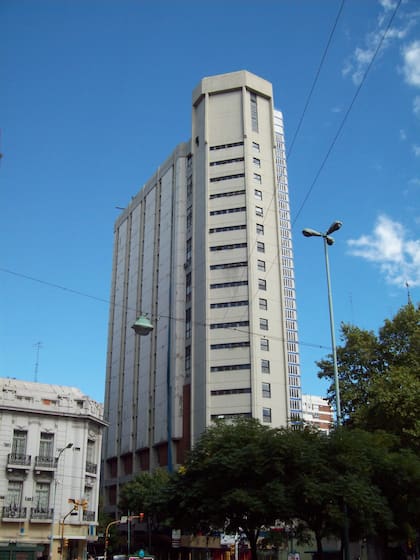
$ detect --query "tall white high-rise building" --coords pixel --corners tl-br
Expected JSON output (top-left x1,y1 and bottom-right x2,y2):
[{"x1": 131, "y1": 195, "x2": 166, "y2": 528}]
[{"x1": 103, "y1": 70, "x2": 301, "y2": 511}]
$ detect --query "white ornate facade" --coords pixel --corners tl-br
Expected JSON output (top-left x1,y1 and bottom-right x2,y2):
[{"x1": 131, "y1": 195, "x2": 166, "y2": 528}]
[{"x1": 0, "y1": 378, "x2": 106, "y2": 560}]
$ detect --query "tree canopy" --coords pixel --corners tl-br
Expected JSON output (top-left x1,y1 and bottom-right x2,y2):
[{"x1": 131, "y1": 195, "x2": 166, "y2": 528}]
[{"x1": 317, "y1": 302, "x2": 420, "y2": 451}]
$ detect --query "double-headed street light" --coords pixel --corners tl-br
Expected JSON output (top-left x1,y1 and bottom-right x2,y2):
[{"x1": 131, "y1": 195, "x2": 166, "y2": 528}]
[
  {"x1": 302, "y1": 220, "x2": 342, "y2": 425},
  {"x1": 49, "y1": 443, "x2": 73, "y2": 560}
]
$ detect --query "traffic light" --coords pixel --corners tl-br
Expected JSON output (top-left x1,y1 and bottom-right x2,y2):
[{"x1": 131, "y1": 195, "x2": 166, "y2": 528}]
[
  {"x1": 81, "y1": 499, "x2": 89, "y2": 511},
  {"x1": 63, "y1": 539, "x2": 69, "y2": 548},
  {"x1": 139, "y1": 512, "x2": 144, "y2": 522}
]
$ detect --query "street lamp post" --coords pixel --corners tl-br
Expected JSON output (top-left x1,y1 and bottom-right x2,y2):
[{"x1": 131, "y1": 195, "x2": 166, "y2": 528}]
[
  {"x1": 302, "y1": 221, "x2": 349, "y2": 560},
  {"x1": 49, "y1": 443, "x2": 73, "y2": 560},
  {"x1": 302, "y1": 220, "x2": 342, "y2": 424}
]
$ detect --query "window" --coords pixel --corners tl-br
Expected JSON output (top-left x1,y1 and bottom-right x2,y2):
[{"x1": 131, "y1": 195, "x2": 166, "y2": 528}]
[
  {"x1": 39, "y1": 433, "x2": 53, "y2": 459},
  {"x1": 209, "y1": 189, "x2": 246, "y2": 199},
  {"x1": 252, "y1": 141, "x2": 260, "y2": 151},
  {"x1": 258, "y1": 278, "x2": 266, "y2": 290},
  {"x1": 87, "y1": 440, "x2": 95, "y2": 465},
  {"x1": 253, "y1": 173, "x2": 262, "y2": 183},
  {"x1": 210, "y1": 242, "x2": 247, "y2": 252},
  {"x1": 210, "y1": 157, "x2": 245, "y2": 166},
  {"x1": 12, "y1": 430, "x2": 27, "y2": 458},
  {"x1": 187, "y1": 206, "x2": 192, "y2": 231},
  {"x1": 257, "y1": 241, "x2": 265, "y2": 253},
  {"x1": 253, "y1": 157, "x2": 261, "y2": 168},
  {"x1": 7, "y1": 481, "x2": 23, "y2": 508},
  {"x1": 210, "y1": 173, "x2": 245, "y2": 183},
  {"x1": 262, "y1": 407, "x2": 272, "y2": 423},
  {"x1": 259, "y1": 298, "x2": 267, "y2": 310},
  {"x1": 210, "y1": 261, "x2": 247, "y2": 270},
  {"x1": 211, "y1": 388, "x2": 251, "y2": 396},
  {"x1": 257, "y1": 259, "x2": 266, "y2": 271},
  {"x1": 254, "y1": 189, "x2": 262, "y2": 200},
  {"x1": 210, "y1": 321, "x2": 249, "y2": 329},
  {"x1": 256, "y1": 223, "x2": 264, "y2": 235},
  {"x1": 34, "y1": 482, "x2": 50, "y2": 511},
  {"x1": 210, "y1": 280, "x2": 248, "y2": 289},
  {"x1": 210, "y1": 141, "x2": 244, "y2": 150},
  {"x1": 250, "y1": 92, "x2": 259, "y2": 132},
  {"x1": 210, "y1": 207, "x2": 246, "y2": 216},
  {"x1": 185, "y1": 345, "x2": 191, "y2": 373},
  {"x1": 186, "y1": 238, "x2": 192, "y2": 266},
  {"x1": 211, "y1": 363, "x2": 251, "y2": 372},
  {"x1": 260, "y1": 338, "x2": 269, "y2": 351},
  {"x1": 262, "y1": 382, "x2": 271, "y2": 398},
  {"x1": 255, "y1": 206, "x2": 263, "y2": 217},
  {"x1": 209, "y1": 224, "x2": 246, "y2": 234},
  {"x1": 210, "y1": 300, "x2": 248, "y2": 309},
  {"x1": 260, "y1": 318, "x2": 269, "y2": 330},
  {"x1": 261, "y1": 359, "x2": 270, "y2": 373},
  {"x1": 186, "y1": 272, "x2": 191, "y2": 302},
  {"x1": 186, "y1": 308, "x2": 191, "y2": 338},
  {"x1": 211, "y1": 341, "x2": 250, "y2": 349}
]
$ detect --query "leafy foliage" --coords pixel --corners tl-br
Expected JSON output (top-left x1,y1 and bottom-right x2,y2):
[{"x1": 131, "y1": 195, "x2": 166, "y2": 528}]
[{"x1": 318, "y1": 303, "x2": 420, "y2": 451}]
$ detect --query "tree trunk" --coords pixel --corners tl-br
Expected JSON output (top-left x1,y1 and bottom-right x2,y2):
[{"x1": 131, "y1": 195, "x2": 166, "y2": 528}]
[
  {"x1": 315, "y1": 531, "x2": 324, "y2": 560},
  {"x1": 247, "y1": 530, "x2": 259, "y2": 560}
]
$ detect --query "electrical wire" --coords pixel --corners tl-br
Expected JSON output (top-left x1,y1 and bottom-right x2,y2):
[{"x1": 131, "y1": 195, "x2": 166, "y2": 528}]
[
  {"x1": 292, "y1": 0, "x2": 403, "y2": 226},
  {"x1": 0, "y1": 266, "x2": 331, "y2": 352},
  {"x1": 287, "y1": 0, "x2": 346, "y2": 160}
]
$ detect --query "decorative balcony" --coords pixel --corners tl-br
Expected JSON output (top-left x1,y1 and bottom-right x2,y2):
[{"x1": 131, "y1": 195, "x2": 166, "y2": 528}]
[
  {"x1": 30, "y1": 507, "x2": 53, "y2": 522},
  {"x1": 2, "y1": 505, "x2": 27, "y2": 521},
  {"x1": 7, "y1": 453, "x2": 31, "y2": 473},
  {"x1": 83, "y1": 510, "x2": 96, "y2": 522},
  {"x1": 34, "y1": 455, "x2": 56, "y2": 474},
  {"x1": 85, "y1": 461, "x2": 97, "y2": 475}
]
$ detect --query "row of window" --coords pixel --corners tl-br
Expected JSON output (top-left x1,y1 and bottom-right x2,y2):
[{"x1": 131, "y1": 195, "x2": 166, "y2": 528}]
[
  {"x1": 209, "y1": 339, "x2": 269, "y2": 351},
  {"x1": 210, "y1": 358, "x2": 270, "y2": 374}
]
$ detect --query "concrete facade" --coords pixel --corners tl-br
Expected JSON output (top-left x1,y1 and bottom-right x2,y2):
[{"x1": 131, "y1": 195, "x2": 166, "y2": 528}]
[
  {"x1": 103, "y1": 71, "x2": 302, "y2": 511},
  {"x1": 301, "y1": 394, "x2": 334, "y2": 433},
  {"x1": 0, "y1": 378, "x2": 106, "y2": 560}
]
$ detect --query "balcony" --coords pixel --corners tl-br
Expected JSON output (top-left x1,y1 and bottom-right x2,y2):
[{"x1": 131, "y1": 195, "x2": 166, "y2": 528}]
[
  {"x1": 30, "y1": 507, "x2": 53, "y2": 522},
  {"x1": 7, "y1": 453, "x2": 31, "y2": 473},
  {"x1": 85, "y1": 461, "x2": 97, "y2": 475},
  {"x1": 83, "y1": 510, "x2": 96, "y2": 522},
  {"x1": 2, "y1": 505, "x2": 27, "y2": 521},
  {"x1": 34, "y1": 455, "x2": 56, "y2": 474}
]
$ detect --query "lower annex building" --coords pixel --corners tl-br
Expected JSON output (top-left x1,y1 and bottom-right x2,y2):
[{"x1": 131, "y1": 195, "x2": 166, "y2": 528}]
[
  {"x1": 102, "y1": 70, "x2": 302, "y2": 512},
  {"x1": 0, "y1": 378, "x2": 106, "y2": 560}
]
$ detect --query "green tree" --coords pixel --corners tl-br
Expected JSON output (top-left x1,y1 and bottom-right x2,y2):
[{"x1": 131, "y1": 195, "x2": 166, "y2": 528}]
[
  {"x1": 166, "y1": 418, "x2": 292, "y2": 560},
  {"x1": 119, "y1": 468, "x2": 171, "y2": 523},
  {"x1": 318, "y1": 303, "x2": 420, "y2": 450}
]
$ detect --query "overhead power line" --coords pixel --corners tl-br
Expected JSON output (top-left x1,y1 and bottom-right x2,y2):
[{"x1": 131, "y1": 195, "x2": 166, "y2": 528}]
[
  {"x1": 0, "y1": 267, "x2": 331, "y2": 352},
  {"x1": 287, "y1": 0, "x2": 346, "y2": 160},
  {"x1": 292, "y1": 0, "x2": 403, "y2": 226}
]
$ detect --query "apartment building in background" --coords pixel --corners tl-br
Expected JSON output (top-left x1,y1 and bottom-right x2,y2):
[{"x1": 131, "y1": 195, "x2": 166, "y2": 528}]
[
  {"x1": 301, "y1": 394, "x2": 334, "y2": 433},
  {"x1": 0, "y1": 378, "x2": 106, "y2": 560},
  {"x1": 103, "y1": 70, "x2": 302, "y2": 511}
]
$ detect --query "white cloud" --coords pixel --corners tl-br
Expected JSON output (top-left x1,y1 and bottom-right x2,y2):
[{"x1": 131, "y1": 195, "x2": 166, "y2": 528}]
[
  {"x1": 414, "y1": 95, "x2": 420, "y2": 117},
  {"x1": 402, "y1": 40, "x2": 420, "y2": 86},
  {"x1": 343, "y1": 2, "x2": 418, "y2": 86},
  {"x1": 347, "y1": 215, "x2": 420, "y2": 287},
  {"x1": 413, "y1": 144, "x2": 420, "y2": 157}
]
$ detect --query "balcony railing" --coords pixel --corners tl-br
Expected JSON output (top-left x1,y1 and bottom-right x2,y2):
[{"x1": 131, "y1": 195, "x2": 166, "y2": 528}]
[
  {"x1": 7, "y1": 453, "x2": 31, "y2": 469},
  {"x1": 35, "y1": 456, "x2": 56, "y2": 469},
  {"x1": 30, "y1": 507, "x2": 53, "y2": 521},
  {"x1": 83, "y1": 510, "x2": 96, "y2": 522},
  {"x1": 85, "y1": 461, "x2": 97, "y2": 474},
  {"x1": 2, "y1": 506, "x2": 27, "y2": 520}
]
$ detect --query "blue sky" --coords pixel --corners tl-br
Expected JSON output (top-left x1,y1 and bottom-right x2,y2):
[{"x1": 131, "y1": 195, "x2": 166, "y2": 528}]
[{"x1": 1, "y1": 0, "x2": 419, "y2": 404}]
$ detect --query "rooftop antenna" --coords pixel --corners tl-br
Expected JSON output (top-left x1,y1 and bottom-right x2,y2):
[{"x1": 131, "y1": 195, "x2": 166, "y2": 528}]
[
  {"x1": 34, "y1": 341, "x2": 43, "y2": 382},
  {"x1": 406, "y1": 281, "x2": 412, "y2": 305}
]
